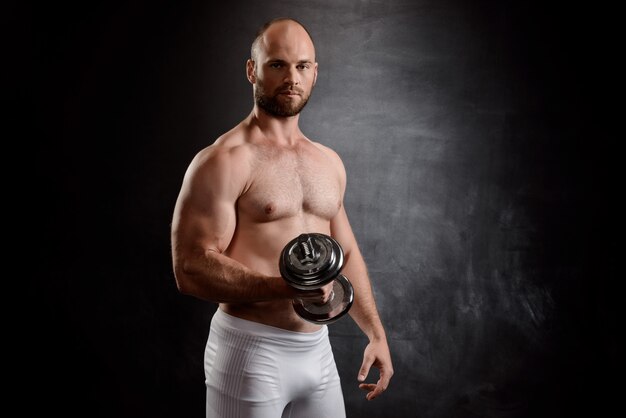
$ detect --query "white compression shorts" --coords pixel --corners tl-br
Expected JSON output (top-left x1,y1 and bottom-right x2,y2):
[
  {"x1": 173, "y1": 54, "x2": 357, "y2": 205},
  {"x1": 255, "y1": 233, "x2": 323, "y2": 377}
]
[{"x1": 204, "y1": 308, "x2": 346, "y2": 418}]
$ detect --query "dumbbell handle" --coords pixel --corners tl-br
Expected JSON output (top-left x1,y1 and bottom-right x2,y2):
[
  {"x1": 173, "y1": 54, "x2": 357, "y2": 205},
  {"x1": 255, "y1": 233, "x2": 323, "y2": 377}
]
[{"x1": 296, "y1": 235, "x2": 320, "y2": 265}]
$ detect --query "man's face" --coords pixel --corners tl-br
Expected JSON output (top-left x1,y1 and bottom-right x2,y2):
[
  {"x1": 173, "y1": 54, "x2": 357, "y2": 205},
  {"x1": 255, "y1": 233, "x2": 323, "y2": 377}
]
[
  {"x1": 254, "y1": 70, "x2": 311, "y2": 117},
  {"x1": 250, "y1": 22, "x2": 318, "y2": 117}
]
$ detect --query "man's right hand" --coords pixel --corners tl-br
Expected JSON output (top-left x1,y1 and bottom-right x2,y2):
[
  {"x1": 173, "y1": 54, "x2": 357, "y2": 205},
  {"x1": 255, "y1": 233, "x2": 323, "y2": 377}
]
[{"x1": 293, "y1": 281, "x2": 335, "y2": 304}]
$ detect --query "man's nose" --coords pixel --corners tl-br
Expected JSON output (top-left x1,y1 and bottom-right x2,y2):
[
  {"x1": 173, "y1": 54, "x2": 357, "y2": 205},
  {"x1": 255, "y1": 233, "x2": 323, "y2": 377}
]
[{"x1": 283, "y1": 66, "x2": 300, "y2": 85}]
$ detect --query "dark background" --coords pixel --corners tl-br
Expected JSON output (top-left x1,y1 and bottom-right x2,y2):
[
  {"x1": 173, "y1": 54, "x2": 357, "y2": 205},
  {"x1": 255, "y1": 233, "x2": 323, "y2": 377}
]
[{"x1": 26, "y1": 0, "x2": 618, "y2": 417}]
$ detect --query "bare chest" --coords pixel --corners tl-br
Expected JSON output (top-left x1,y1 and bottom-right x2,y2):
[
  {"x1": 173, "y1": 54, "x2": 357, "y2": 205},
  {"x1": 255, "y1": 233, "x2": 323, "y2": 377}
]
[{"x1": 239, "y1": 146, "x2": 341, "y2": 222}]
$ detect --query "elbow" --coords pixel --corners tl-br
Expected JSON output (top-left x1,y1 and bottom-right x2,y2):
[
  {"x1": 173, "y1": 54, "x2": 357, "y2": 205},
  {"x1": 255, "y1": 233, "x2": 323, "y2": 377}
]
[
  {"x1": 173, "y1": 269, "x2": 193, "y2": 295},
  {"x1": 173, "y1": 260, "x2": 199, "y2": 296},
  {"x1": 171, "y1": 247, "x2": 199, "y2": 295},
  {"x1": 172, "y1": 250, "x2": 224, "y2": 302},
  {"x1": 173, "y1": 257, "x2": 219, "y2": 302}
]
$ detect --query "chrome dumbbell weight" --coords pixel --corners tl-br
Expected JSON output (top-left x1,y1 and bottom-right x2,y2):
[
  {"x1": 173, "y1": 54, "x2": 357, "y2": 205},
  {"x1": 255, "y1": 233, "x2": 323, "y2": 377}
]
[{"x1": 279, "y1": 233, "x2": 354, "y2": 325}]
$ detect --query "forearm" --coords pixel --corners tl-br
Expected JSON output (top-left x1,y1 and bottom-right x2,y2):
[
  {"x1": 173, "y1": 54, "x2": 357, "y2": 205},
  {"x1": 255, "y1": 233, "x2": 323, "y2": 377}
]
[{"x1": 174, "y1": 249, "x2": 293, "y2": 303}]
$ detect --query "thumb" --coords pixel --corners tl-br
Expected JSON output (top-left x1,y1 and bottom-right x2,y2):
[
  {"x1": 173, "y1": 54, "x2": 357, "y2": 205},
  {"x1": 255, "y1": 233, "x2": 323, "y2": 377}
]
[{"x1": 358, "y1": 358, "x2": 372, "y2": 382}]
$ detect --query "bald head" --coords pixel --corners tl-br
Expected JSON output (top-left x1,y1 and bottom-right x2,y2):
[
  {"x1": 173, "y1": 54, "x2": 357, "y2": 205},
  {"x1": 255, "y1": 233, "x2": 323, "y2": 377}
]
[
  {"x1": 246, "y1": 18, "x2": 318, "y2": 117},
  {"x1": 250, "y1": 18, "x2": 316, "y2": 63}
]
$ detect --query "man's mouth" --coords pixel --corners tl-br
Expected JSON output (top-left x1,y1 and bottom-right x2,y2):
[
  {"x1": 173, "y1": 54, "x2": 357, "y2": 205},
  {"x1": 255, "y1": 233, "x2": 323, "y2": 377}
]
[{"x1": 278, "y1": 88, "x2": 303, "y2": 96}]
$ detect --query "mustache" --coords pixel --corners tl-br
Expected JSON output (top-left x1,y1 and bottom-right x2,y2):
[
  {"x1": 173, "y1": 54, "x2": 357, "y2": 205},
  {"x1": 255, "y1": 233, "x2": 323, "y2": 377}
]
[{"x1": 277, "y1": 85, "x2": 304, "y2": 95}]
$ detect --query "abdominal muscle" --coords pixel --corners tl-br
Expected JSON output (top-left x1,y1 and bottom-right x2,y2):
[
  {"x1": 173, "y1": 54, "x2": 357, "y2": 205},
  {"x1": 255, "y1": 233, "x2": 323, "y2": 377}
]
[{"x1": 220, "y1": 215, "x2": 332, "y2": 333}]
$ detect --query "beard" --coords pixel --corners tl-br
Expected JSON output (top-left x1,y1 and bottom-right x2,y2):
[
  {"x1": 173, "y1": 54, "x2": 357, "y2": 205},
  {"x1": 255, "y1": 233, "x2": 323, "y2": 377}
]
[{"x1": 254, "y1": 83, "x2": 312, "y2": 117}]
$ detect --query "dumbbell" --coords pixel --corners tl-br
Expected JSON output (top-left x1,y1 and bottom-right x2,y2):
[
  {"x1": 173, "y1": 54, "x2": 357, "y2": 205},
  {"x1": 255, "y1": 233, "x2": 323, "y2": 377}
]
[{"x1": 279, "y1": 233, "x2": 354, "y2": 325}]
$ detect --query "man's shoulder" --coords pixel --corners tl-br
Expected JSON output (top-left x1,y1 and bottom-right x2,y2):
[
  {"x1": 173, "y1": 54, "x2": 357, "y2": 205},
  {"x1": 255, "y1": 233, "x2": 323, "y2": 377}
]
[
  {"x1": 187, "y1": 134, "x2": 253, "y2": 179},
  {"x1": 310, "y1": 140, "x2": 343, "y2": 162},
  {"x1": 210, "y1": 124, "x2": 248, "y2": 150},
  {"x1": 198, "y1": 128, "x2": 253, "y2": 160}
]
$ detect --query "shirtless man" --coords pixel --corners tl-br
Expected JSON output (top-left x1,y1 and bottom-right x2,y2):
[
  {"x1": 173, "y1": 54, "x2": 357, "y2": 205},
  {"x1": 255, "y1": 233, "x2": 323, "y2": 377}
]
[{"x1": 171, "y1": 17, "x2": 393, "y2": 418}]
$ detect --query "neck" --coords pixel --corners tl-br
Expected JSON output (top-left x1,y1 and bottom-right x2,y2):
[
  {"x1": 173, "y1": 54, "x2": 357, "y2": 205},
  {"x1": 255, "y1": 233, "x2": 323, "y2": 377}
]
[{"x1": 249, "y1": 106, "x2": 303, "y2": 145}]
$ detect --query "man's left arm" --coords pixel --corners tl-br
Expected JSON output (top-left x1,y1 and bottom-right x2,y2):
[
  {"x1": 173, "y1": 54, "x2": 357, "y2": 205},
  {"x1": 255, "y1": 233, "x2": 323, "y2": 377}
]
[{"x1": 330, "y1": 204, "x2": 394, "y2": 400}]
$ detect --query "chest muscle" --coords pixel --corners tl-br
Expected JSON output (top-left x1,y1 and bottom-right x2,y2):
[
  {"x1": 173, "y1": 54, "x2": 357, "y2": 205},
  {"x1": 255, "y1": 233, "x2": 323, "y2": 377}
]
[{"x1": 239, "y1": 145, "x2": 341, "y2": 222}]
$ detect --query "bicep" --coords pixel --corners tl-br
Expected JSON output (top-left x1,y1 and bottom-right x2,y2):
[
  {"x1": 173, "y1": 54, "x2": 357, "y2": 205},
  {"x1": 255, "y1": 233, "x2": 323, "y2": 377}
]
[
  {"x1": 173, "y1": 192, "x2": 237, "y2": 255},
  {"x1": 171, "y1": 151, "x2": 243, "y2": 257}
]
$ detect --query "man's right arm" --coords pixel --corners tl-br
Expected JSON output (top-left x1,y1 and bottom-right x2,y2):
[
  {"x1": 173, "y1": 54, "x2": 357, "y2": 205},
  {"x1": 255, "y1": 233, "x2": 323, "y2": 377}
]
[{"x1": 170, "y1": 145, "x2": 292, "y2": 303}]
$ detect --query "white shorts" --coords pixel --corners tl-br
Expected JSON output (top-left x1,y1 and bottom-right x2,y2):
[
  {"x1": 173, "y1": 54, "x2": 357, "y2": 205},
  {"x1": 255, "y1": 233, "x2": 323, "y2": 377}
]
[{"x1": 204, "y1": 308, "x2": 346, "y2": 418}]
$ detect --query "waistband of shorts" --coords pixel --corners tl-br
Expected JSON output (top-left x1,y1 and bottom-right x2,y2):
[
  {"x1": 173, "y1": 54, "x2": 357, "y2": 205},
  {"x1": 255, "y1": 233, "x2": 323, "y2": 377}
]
[{"x1": 213, "y1": 308, "x2": 328, "y2": 343}]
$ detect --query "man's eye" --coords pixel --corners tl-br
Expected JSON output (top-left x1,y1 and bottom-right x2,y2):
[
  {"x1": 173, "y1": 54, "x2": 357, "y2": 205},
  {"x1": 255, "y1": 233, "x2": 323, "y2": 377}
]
[
  {"x1": 297, "y1": 64, "x2": 309, "y2": 70},
  {"x1": 270, "y1": 63, "x2": 282, "y2": 68}
]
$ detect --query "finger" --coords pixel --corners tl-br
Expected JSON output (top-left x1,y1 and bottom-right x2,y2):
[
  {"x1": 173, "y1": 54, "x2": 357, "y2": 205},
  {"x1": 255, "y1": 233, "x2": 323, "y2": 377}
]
[
  {"x1": 297, "y1": 289, "x2": 322, "y2": 301},
  {"x1": 360, "y1": 371, "x2": 392, "y2": 400},
  {"x1": 357, "y1": 357, "x2": 372, "y2": 382},
  {"x1": 377, "y1": 368, "x2": 392, "y2": 391},
  {"x1": 359, "y1": 383, "x2": 383, "y2": 401}
]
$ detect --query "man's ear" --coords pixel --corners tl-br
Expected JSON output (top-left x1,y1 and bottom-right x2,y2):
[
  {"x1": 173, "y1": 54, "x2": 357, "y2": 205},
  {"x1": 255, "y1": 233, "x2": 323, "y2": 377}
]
[{"x1": 246, "y1": 59, "x2": 256, "y2": 84}]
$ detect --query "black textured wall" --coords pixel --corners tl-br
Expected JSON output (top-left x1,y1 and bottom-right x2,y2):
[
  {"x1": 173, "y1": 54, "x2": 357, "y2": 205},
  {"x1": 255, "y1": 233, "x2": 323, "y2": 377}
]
[{"x1": 29, "y1": 0, "x2": 617, "y2": 417}]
